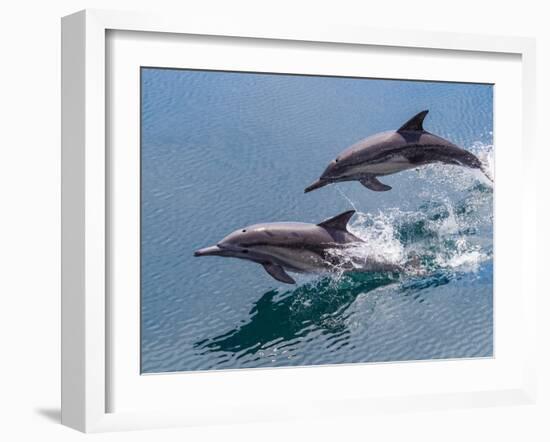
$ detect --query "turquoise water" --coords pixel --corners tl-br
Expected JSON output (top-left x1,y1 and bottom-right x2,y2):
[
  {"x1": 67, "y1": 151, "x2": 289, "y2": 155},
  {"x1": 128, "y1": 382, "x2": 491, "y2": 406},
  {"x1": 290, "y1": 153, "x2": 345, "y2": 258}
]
[{"x1": 140, "y1": 68, "x2": 493, "y2": 373}]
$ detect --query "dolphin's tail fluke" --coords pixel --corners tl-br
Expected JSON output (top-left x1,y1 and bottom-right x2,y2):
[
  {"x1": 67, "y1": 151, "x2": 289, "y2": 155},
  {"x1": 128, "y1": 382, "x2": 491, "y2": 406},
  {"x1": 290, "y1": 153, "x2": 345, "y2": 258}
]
[
  {"x1": 465, "y1": 153, "x2": 493, "y2": 184},
  {"x1": 480, "y1": 165, "x2": 493, "y2": 183}
]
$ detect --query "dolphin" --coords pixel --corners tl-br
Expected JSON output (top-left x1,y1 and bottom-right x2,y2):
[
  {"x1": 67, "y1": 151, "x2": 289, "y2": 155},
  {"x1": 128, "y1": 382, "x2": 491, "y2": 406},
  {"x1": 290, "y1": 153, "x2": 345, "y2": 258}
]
[
  {"x1": 304, "y1": 110, "x2": 492, "y2": 193},
  {"x1": 194, "y1": 210, "x2": 398, "y2": 284}
]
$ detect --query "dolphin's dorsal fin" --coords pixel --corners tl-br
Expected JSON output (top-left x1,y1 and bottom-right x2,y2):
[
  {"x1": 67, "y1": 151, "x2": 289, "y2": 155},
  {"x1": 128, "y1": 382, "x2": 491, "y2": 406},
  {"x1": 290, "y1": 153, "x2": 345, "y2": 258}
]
[
  {"x1": 318, "y1": 210, "x2": 355, "y2": 231},
  {"x1": 397, "y1": 110, "x2": 429, "y2": 132}
]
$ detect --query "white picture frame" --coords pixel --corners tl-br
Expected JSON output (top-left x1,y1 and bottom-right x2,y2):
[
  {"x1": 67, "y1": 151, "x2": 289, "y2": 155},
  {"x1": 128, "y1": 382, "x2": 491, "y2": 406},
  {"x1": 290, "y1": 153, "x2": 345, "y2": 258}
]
[{"x1": 61, "y1": 9, "x2": 538, "y2": 433}]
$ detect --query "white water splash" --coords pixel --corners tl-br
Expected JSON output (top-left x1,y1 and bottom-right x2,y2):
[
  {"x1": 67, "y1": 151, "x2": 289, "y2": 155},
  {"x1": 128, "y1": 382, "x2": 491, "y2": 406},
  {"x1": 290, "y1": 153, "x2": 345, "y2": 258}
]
[
  {"x1": 437, "y1": 247, "x2": 487, "y2": 273},
  {"x1": 292, "y1": 142, "x2": 494, "y2": 285},
  {"x1": 322, "y1": 209, "x2": 407, "y2": 283},
  {"x1": 348, "y1": 210, "x2": 406, "y2": 264},
  {"x1": 327, "y1": 173, "x2": 492, "y2": 280}
]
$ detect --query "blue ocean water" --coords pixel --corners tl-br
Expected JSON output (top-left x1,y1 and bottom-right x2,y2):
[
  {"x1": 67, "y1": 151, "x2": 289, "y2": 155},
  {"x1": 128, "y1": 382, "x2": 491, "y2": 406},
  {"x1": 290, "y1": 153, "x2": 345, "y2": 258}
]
[{"x1": 140, "y1": 68, "x2": 493, "y2": 373}]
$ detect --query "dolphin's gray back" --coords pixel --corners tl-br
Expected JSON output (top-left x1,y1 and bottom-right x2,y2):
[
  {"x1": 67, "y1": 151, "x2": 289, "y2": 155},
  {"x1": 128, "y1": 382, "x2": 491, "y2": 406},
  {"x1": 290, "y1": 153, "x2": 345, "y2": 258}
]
[{"x1": 239, "y1": 222, "x2": 361, "y2": 249}]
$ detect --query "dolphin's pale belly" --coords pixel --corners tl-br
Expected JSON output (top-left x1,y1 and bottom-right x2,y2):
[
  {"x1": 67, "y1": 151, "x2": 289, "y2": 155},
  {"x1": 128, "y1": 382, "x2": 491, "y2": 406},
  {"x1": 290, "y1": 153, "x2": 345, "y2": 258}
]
[{"x1": 348, "y1": 155, "x2": 414, "y2": 176}]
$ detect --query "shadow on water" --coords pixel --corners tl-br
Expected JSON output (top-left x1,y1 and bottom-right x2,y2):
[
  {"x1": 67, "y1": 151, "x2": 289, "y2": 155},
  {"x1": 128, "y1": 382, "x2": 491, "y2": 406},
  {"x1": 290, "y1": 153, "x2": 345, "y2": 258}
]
[{"x1": 194, "y1": 272, "x2": 397, "y2": 358}]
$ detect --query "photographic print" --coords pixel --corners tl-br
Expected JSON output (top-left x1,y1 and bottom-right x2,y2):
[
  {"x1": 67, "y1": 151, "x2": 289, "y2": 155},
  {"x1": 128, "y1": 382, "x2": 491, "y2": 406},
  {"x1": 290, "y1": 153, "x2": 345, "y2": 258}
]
[{"x1": 140, "y1": 68, "x2": 493, "y2": 373}]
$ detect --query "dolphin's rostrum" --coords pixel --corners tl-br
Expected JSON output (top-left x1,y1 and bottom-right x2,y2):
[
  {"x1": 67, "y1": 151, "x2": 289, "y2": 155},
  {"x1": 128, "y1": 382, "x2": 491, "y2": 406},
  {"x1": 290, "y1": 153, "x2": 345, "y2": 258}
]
[
  {"x1": 305, "y1": 110, "x2": 492, "y2": 193},
  {"x1": 194, "y1": 210, "x2": 398, "y2": 284}
]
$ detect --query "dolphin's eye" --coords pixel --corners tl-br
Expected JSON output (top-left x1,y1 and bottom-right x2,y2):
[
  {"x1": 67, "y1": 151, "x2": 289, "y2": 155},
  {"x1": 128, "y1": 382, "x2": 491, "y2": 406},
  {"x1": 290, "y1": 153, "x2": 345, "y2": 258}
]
[
  {"x1": 335, "y1": 158, "x2": 339, "y2": 163},
  {"x1": 242, "y1": 249, "x2": 249, "y2": 254},
  {"x1": 242, "y1": 229, "x2": 247, "y2": 233}
]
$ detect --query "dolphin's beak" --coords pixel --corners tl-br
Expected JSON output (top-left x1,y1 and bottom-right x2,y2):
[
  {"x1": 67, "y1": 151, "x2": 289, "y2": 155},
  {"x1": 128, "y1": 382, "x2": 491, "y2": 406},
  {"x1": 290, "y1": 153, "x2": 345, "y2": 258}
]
[
  {"x1": 304, "y1": 179, "x2": 329, "y2": 193},
  {"x1": 194, "y1": 245, "x2": 223, "y2": 257}
]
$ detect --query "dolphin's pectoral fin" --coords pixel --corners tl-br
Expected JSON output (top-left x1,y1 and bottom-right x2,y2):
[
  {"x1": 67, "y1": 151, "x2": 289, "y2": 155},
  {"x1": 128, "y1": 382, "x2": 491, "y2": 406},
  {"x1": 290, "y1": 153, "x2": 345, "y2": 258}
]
[
  {"x1": 262, "y1": 263, "x2": 296, "y2": 284},
  {"x1": 360, "y1": 177, "x2": 392, "y2": 191}
]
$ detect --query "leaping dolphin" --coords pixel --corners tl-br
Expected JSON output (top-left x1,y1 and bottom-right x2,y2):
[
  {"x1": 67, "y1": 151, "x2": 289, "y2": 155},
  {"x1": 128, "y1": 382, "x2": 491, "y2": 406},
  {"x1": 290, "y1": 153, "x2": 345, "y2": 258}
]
[
  {"x1": 194, "y1": 210, "x2": 398, "y2": 284},
  {"x1": 305, "y1": 110, "x2": 492, "y2": 193}
]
